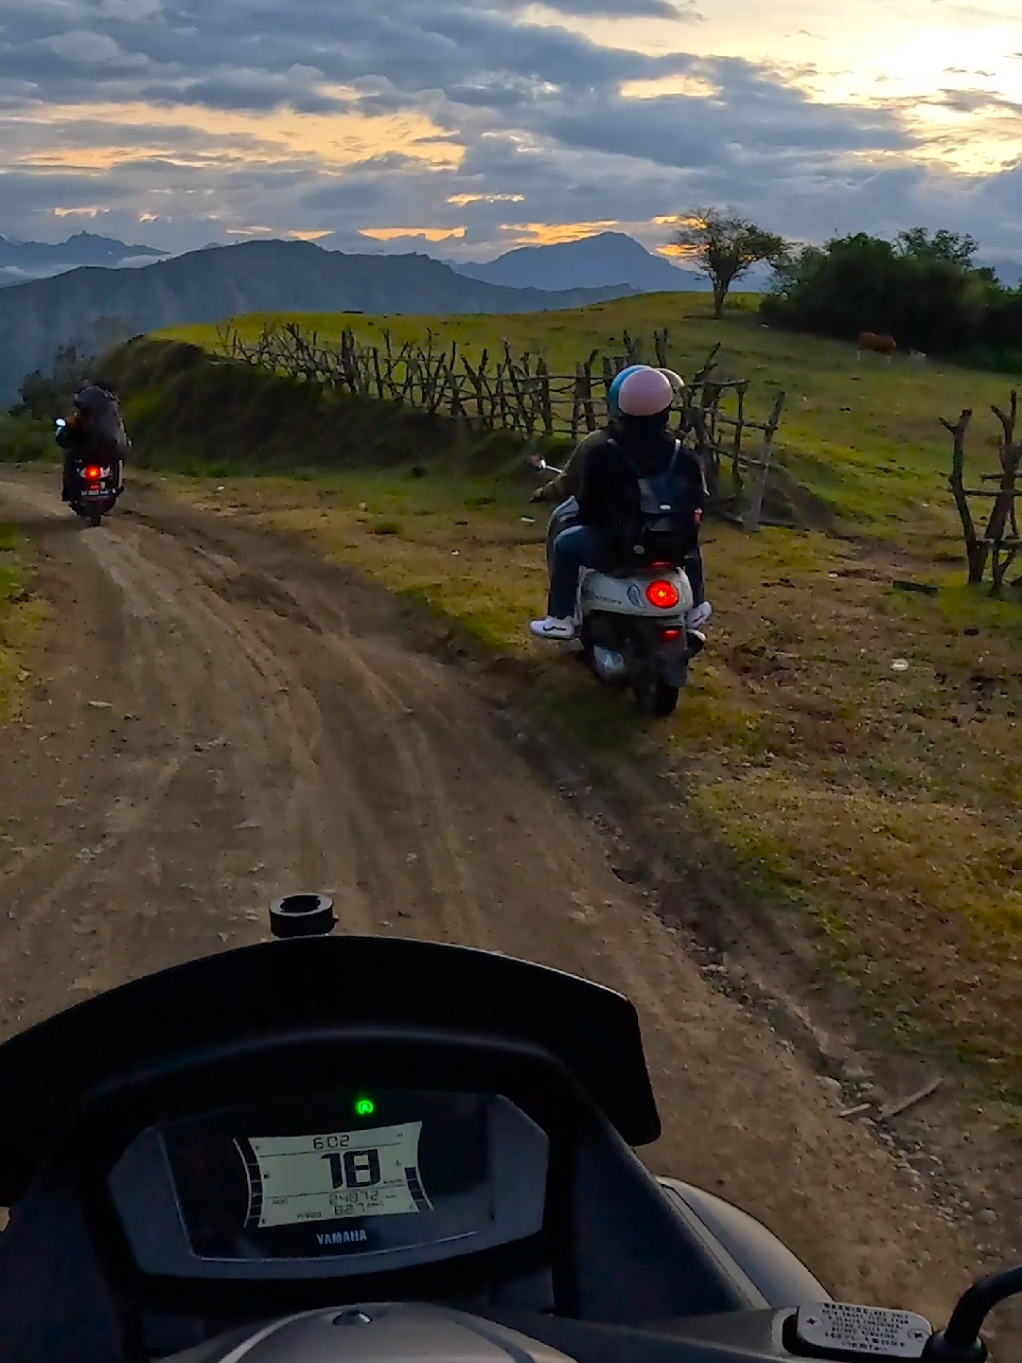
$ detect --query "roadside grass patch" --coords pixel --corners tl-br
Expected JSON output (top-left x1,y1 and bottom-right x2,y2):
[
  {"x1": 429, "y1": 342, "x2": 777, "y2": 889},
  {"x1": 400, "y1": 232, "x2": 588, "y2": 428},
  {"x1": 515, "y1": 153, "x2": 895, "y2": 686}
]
[{"x1": 0, "y1": 523, "x2": 44, "y2": 722}]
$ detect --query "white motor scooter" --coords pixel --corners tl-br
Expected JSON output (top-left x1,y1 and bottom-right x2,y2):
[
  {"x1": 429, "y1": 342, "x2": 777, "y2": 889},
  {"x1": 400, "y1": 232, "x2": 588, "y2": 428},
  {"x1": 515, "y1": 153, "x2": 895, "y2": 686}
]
[{"x1": 537, "y1": 462, "x2": 704, "y2": 718}]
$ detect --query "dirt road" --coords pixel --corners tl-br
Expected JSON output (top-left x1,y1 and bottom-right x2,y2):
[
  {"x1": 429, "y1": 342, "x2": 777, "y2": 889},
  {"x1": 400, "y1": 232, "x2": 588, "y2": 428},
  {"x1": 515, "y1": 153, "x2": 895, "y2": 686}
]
[{"x1": 0, "y1": 472, "x2": 975, "y2": 1324}]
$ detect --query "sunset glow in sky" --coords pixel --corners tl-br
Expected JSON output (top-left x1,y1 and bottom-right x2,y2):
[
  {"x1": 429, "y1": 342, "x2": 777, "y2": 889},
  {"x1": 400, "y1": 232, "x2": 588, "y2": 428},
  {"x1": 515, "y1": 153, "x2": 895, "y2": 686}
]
[{"x1": 2, "y1": 0, "x2": 1021, "y2": 260}]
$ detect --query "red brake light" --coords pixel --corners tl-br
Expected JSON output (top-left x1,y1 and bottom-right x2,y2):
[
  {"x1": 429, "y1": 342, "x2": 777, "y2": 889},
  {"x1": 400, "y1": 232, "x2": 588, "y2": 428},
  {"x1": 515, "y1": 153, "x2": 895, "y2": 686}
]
[
  {"x1": 84, "y1": 466, "x2": 102, "y2": 481},
  {"x1": 646, "y1": 579, "x2": 680, "y2": 609},
  {"x1": 660, "y1": 627, "x2": 682, "y2": 641}
]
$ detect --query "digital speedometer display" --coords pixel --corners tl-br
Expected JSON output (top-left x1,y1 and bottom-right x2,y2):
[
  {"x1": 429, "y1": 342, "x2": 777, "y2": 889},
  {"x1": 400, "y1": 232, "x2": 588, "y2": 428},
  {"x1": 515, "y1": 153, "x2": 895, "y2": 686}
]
[
  {"x1": 242, "y1": 1122, "x2": 431, "y2": 1227},
  {"x1": 162, "y1": 1091, "x2": 491, "y2": 1261}
]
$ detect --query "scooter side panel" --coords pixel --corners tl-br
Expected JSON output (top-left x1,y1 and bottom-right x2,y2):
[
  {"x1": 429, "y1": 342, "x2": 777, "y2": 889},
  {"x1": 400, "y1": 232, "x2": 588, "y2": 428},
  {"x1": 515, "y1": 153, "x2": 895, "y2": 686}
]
[{"x1": 657, "y1": 1178, "x2": 831, "y2": 1311}]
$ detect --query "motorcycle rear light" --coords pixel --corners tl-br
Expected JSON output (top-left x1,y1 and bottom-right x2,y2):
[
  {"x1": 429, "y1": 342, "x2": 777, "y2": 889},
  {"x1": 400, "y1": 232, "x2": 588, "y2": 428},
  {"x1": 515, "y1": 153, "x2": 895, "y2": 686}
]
[
  {"x1": 84, "y1": 466, "x2": 102, "y2": 480},
  {"x1": 660, "y1": 627, "x2": 682, "y2": 641},
  {"x1": 646, "y1": 579, "x2": 680, "y2": 609}
]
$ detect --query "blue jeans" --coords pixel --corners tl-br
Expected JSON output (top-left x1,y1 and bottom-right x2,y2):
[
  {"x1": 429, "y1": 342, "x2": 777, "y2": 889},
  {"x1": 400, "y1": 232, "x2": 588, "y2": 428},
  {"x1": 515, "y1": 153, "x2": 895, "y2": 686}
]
[{"x1": 548, "y1": 525, "x2": 611, "y2": 618}]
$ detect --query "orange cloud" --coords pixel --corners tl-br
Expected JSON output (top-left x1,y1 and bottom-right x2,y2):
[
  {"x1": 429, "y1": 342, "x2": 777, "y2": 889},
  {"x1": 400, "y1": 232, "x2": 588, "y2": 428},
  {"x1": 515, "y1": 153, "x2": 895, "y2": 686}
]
[
  {"x1": 500, "y1": 220, "x2": 619, "y2": 245},
  {"x1": 11, "y1": 100, "x2": 464, "y2": 173},
  {"x1": 447, "y1": 192, "x2": 525, "y2": 205},
  {"x1": 657, "y1": 242, "x2": 702, "y2": 260},
  {"x1": 620, "y1": 74, "x2": 720, "y2": 99}
]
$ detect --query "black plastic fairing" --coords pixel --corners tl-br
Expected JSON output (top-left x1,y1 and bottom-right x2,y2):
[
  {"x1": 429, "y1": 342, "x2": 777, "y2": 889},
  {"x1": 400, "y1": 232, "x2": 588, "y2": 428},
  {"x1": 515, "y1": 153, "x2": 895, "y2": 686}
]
[{"x1": 0, "y1": 935, "x2": 659, "y2": 1201}]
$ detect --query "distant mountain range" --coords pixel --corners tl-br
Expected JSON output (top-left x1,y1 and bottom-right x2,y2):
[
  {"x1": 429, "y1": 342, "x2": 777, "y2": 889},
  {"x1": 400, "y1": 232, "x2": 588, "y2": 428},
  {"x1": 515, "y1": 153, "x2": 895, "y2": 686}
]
[
  {"x1": 0, "y1": 238, "x2": 636, "y2": 403},
  {"x1": 0, "y1": 231, "x2": 166, "y2": 286},
  {"x1": 453, "y1": 231, "x2": 706, "y2": 293}
]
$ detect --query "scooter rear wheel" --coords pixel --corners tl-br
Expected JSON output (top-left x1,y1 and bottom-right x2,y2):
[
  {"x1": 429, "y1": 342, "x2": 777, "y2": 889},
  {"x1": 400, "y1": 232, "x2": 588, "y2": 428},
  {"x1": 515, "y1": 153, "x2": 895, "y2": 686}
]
[{"x1": 634, "y1": 677, "x2": 680, "y2": 717}]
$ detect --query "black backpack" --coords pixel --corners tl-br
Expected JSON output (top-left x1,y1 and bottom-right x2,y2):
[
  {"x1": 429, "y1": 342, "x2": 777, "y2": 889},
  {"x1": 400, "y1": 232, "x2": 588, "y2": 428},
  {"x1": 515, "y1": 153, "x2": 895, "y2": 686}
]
[{"x1": 608, "y1": 438, "x2": 701, "y2": 565}]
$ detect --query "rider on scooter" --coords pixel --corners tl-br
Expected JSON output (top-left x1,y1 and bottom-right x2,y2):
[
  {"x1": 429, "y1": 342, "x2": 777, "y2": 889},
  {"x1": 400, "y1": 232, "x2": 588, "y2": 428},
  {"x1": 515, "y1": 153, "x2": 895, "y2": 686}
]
[
  {"x1": 56, "y1": 384, "x2": 128, "y2": 503},
  {"x1": 530, "y1": 366, "x2": 711, "y2": 642}
]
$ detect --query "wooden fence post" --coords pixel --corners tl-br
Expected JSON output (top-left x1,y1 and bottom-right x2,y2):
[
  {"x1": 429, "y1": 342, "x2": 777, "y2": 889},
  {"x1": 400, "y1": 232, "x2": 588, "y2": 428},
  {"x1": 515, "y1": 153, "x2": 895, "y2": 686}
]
[
  {"x1": 986, "y1": 392, "x2": 1021, "y2": 596},
  {"x1": 942, "y1": 409, "x2": 985, "y2": 583},
  {"x1": 744, "y1": 391, "x2": 786, "y2": 533},
  {"x1": 537, "y1": 357, "x2": 554, "y2": 437}
]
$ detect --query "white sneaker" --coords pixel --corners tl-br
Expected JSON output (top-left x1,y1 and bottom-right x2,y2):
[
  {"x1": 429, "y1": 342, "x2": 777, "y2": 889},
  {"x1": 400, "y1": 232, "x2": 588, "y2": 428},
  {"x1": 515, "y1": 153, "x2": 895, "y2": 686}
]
[
  {"x1": 530, "y1": 616, "x2": 576, "y2": 641},
  {"x1": 686, "y1": 601, "x2": 712, "y2": 629}
]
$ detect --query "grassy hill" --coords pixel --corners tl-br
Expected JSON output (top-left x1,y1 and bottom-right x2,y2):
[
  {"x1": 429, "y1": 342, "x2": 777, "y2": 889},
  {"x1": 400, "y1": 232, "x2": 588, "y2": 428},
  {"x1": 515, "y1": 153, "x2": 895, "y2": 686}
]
[{"x1": 163, "y1": 292, "x2": 1018, "y2": 550}]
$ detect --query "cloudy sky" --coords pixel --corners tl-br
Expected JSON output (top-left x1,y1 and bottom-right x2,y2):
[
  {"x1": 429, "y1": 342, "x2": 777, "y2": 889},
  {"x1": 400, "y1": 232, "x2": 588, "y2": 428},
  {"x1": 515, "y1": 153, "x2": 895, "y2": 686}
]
[{"x1": 2, "y1": 0, "x2": 1022, "y2": 262}]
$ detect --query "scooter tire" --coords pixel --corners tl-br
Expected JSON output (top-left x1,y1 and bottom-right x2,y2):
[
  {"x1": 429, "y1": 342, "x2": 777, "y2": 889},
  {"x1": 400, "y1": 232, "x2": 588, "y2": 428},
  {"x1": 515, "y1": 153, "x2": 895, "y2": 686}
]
[{"x1": 634, "y1": 677, "x2": 680, "y2": 717}]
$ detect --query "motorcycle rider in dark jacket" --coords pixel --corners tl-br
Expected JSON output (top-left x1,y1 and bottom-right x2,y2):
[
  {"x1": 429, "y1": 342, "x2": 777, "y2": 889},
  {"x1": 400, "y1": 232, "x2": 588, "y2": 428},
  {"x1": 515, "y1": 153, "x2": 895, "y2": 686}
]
[{"x1": 56, "y1": 384, "x2": 128, "y2": 502}]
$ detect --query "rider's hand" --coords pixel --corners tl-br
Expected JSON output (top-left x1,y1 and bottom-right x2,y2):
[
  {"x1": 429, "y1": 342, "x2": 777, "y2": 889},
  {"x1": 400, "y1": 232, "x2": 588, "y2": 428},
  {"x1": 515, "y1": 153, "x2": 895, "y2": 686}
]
[{"x1": 529, "y1": 486, "x2": 547, "y2": 504}]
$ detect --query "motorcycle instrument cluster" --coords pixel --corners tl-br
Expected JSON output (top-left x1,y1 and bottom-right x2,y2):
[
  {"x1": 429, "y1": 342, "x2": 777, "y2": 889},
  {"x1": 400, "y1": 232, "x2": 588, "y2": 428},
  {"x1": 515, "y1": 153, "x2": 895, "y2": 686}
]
[{"x1": 109, "y1": 1088, "x2": 549, "y2": 1279}]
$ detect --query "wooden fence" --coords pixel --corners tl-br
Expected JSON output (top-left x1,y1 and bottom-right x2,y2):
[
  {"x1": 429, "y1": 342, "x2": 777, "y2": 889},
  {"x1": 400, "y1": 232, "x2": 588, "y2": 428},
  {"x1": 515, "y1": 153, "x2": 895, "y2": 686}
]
[
  {"x1": 944, "y1": 391, "x2": 1021, "y2": 595},
  {"x1": 215, "y1": 322, "x2": 787, "y2": 531}
]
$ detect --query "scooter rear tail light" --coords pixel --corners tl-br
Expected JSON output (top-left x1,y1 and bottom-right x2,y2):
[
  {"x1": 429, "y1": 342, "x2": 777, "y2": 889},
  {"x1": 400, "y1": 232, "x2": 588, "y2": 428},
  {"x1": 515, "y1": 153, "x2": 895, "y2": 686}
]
[
  {"x1": 84, "y1": 466, "x2": 102, "y2": 481},
  {"x1": 660, "y1": 627, "x2": 682, "y2": 641},
  {"x1": 646, "y1": 579, "x2": 680, "y2": 609}
]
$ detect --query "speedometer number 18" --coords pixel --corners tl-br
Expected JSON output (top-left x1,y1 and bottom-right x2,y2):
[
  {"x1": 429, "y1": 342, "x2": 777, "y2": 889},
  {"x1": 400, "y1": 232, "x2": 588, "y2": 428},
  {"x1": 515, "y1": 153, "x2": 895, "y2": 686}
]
[{"x1": 321, "y1": 1148, "x2": 382, "y2": 1190}]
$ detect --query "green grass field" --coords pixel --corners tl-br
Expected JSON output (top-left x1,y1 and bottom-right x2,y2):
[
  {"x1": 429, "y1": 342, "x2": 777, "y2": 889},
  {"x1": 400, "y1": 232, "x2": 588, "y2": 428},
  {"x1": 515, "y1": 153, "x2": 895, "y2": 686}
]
[{"x1": 161, "y1": 291, "x2": 1019, "y2": 550}]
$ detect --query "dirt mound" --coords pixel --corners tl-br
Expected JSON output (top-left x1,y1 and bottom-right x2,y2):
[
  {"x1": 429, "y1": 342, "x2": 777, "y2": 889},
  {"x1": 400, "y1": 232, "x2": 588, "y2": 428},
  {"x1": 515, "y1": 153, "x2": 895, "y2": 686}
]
[
  {"x1": 760, "y1": 463, "x2": 837, "y2": 532},
  {"x1": 99, "y1": 337, "x2": 472, "y2": 474}
]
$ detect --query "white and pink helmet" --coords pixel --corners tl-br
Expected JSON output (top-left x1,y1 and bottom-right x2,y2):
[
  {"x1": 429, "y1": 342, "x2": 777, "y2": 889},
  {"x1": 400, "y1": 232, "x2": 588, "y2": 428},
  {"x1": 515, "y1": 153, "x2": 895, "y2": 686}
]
[{"x1": 614, "y1": 365, "x2": 675, "y2": 418}]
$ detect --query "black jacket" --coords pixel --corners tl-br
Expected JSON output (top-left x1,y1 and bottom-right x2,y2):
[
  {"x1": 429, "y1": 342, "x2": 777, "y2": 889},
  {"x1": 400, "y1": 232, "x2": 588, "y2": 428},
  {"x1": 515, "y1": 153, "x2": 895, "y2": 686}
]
[
  {"x1": 576, "y1": 420, "x2": 706, "y2": 538},
  {"x1": 56, "y1": 417, "x2": 125, "y2": 465}
]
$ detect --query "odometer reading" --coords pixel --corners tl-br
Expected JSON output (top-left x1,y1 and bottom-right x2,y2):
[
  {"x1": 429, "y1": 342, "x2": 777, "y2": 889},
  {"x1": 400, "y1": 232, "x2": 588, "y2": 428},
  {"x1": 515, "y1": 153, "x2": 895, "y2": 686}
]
[{"x1": 243, "y1": 1121, "x2": 432, "y2": 1228}]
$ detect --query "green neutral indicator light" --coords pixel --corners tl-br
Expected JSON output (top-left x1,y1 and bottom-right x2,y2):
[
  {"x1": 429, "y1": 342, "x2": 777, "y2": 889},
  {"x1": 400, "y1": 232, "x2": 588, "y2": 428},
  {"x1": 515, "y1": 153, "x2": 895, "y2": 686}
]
[{"x1": 355, "y1": 1097, "x2": 375, "y2": 1117}]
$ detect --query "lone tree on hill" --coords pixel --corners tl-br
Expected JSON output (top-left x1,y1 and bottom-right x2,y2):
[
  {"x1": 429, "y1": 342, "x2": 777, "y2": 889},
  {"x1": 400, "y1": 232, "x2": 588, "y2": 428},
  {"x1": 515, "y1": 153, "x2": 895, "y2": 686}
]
[{"x1": 672, "y1": 208, "x2": 789, "y2": 318}]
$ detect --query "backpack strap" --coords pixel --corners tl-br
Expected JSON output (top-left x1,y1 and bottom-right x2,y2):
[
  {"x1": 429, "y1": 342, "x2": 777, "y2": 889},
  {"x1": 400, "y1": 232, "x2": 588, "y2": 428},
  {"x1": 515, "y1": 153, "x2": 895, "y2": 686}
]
[
  {"x1": 603, "y1": 436, "x2": 641, "y2": 481},
  {"x1": 606, "y1": 436, "x2": 677, "y2": 482}
]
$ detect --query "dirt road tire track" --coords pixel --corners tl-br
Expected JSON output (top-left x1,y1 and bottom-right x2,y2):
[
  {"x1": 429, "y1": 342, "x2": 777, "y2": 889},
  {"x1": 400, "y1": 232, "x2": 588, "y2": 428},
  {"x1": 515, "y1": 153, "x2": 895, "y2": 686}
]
[{"x1": 0, "y1": 473, "x2": 975, "y2": 1324}]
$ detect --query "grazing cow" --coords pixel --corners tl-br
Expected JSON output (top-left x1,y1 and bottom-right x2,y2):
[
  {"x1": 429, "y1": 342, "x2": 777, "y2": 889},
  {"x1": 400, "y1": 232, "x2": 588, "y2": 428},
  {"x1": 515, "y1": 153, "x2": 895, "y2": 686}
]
[{"x1": 857, "y1": 332, "x2": 897, "y2": 363}]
